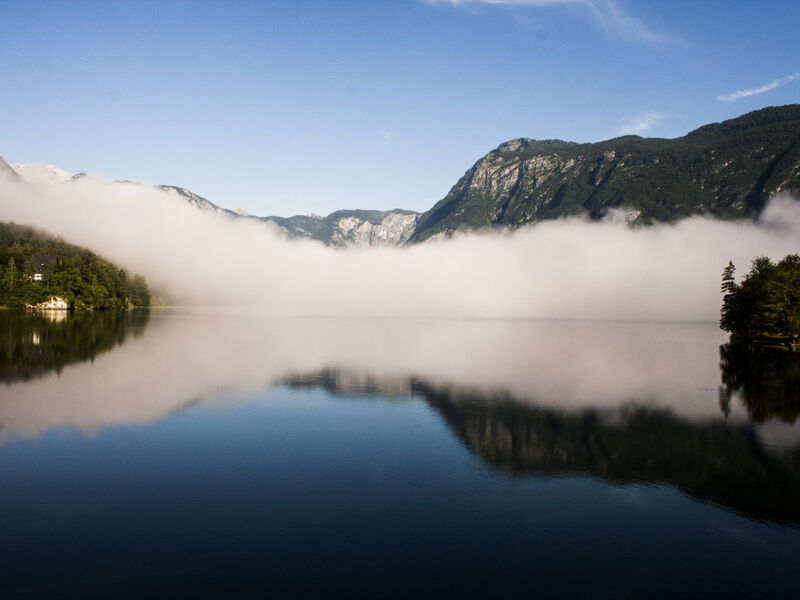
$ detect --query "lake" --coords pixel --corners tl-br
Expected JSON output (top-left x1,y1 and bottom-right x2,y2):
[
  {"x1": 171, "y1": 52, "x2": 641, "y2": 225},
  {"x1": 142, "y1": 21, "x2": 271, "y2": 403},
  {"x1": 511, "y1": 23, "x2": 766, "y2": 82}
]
[{"x1": 1, "y1": 309, "x2": 798, "y2": 598}]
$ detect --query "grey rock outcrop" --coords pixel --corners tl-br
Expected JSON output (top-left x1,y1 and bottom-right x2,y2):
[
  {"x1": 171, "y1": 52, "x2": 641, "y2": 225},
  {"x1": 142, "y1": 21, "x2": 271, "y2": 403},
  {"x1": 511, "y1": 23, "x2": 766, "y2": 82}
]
[
  {"x1": 0, "y1": 155, "x2": 20, "y2": 181},
  {"x1": 263, "y1": 209, "x2": 419, "y2": 248}
]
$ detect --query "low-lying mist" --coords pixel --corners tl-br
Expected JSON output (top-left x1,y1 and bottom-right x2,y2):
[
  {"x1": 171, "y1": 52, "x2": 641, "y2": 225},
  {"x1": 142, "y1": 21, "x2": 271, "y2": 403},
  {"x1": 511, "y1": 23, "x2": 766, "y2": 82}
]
[
  {"x1": 0, "y1": 315, "x2": 736, "y2": 438},
  {"x1": 1, "y1": 173, "x2": 798, "y2": 321}
]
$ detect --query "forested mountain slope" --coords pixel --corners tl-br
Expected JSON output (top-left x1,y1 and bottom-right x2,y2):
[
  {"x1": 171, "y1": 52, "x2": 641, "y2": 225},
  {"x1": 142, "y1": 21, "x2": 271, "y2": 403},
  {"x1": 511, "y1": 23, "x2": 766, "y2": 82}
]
[
  {"x1": 0, "y1": 222, "x2": 150, "y2": 309},
  {"x1": 410, "y1": 105, "x2": 800, "y2": 241}
]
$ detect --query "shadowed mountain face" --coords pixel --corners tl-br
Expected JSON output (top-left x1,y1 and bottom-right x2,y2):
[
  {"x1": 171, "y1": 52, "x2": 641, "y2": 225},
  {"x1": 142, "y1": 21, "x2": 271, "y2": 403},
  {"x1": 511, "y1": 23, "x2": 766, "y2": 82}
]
[{"x1": 284, "y1": 366, "x2": 800, "y2": 526}]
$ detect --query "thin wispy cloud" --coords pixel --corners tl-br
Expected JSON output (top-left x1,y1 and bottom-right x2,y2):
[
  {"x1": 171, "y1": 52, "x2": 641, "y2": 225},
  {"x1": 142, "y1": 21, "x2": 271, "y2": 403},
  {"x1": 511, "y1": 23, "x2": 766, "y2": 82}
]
[
  {"x1": 615, "y1": 112, "x2": 667, "y2": 136},
  {"x1": 428, "y1": 0, "x2": 582, "y2": 5},
  {"x1": 585, "y1": 0, "x2": 676, "y2": 44},
  {"x1": 425, "y1": 0, "x2": 679, "y2": 44},
  {"x1": 717, "y1": 71, "x2": 800, "y2": 103}
]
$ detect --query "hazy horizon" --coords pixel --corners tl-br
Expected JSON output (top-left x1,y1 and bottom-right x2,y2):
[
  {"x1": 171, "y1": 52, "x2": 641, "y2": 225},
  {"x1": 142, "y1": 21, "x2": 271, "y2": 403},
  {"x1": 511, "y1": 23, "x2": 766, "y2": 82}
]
[{"x1": 2, "y1": 170, "x2": 799, "y2": 322}]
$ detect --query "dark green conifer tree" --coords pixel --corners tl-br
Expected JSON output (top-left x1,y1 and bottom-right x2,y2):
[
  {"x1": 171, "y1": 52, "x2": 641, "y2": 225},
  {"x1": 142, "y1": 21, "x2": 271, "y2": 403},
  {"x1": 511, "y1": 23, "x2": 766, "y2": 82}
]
[{"x1": 720, "y1": 254, "x2": 800, "y2": 343}]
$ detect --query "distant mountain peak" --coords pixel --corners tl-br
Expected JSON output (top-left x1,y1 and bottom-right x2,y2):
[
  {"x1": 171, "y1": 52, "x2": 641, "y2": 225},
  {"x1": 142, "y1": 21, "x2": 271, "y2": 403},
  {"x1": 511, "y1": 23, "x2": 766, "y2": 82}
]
[
  {"x1": 409, "y1": 104, "x2": 800, "y2": 242},
  {"x1": 0, "y1": 155, "x2": 20, "y2": 180},
  {"x1": 10, "y1": 163, "x2": 73, "y2": 184},
  {"x1": 5, "y1": 104, "x2": 799, "y2": 248}
]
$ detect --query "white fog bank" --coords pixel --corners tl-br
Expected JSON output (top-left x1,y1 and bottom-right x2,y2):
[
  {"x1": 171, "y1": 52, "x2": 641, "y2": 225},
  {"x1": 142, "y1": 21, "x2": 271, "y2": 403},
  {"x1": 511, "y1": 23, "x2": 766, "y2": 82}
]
[
  {"x1": 0, "y1": 315, "x2": 735, "y2": 438},
  {"x1": 1, "y1": 174, "x2": 799, "y2": 321}
]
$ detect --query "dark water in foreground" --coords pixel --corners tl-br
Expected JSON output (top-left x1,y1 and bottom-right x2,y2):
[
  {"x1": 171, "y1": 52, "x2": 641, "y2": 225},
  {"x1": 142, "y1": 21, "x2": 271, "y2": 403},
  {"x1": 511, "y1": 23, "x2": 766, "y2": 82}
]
[{"x1": 1, "y1": 310, "x2": 799, "y2": 598}]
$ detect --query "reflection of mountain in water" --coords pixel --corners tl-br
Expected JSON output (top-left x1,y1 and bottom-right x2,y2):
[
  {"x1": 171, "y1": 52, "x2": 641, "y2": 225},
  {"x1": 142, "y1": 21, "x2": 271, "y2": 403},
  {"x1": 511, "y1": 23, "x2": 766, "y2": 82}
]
[
  {"x1": 2, "y1": 313, "x2": 797, "y2": 525},
  {"x1": 284, "y1": 369, "x2": 415, "y2": 398},
  {"x1": 720, "y1": 342, "x2": 800, "y2": 424},
  {"x1": 284, "y1": 368, "x2": 800, "y2": 525},
  {"x1": 0, "y1": 310, "x2": 149, "y2": 383}
]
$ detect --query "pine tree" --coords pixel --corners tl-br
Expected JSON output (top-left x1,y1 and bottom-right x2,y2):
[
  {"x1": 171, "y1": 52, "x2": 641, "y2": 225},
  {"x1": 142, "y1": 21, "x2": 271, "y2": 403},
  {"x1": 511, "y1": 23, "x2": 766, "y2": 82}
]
[
  {"x1": 721, "y1": 261, "x2": 736, "y2": 293},
  {"x1": 720, "y1": 254, "x2": 800, "y2": 343},
  {"x1": 719, "y1": 261, "x2": 739, "y2": 333}
]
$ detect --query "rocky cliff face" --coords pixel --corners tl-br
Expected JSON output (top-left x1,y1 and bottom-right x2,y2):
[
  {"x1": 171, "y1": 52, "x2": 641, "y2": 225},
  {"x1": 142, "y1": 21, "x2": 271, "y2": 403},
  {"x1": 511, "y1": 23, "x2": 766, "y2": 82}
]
[
  {"x1": 329, "y1": 211, "x2": 419, "y2": 247},
  {"x1": 409, "y1": 105, "x2": 800, "y2": 242},
  {"x1": 10, "y1": 163, "x2": 72, "y2": 184},
  {"x1": 160, "y1": 185, "x2": 420, "y2": 248},
  {"x1": 28, "y1": 296, "x2": 69, "y2": 310},
  {"x1": 0, "y1": 156, "x2": 20, "y2": 180},
  {"x1": 159, "y1": 185, "x2": 242, "y2": 218},
  {"x1": 262, "y1": 209, "x2": 419, "y2": 248}
]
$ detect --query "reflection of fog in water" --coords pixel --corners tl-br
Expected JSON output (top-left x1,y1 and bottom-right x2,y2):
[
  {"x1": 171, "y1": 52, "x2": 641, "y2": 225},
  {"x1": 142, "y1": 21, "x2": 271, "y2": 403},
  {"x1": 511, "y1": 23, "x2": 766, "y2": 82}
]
[
  {"x1": 2, "y1": 310, "x2": 798, "y2": 450},
  {"x1": 3, "y1": 310, "x2": 800, "y2": 524},
  {"x1": 755, "y1": 420, "x2": 800, "y2": 453},
  {"x1": 0, "y1": 310, "x2": 746, "y2": 438}
]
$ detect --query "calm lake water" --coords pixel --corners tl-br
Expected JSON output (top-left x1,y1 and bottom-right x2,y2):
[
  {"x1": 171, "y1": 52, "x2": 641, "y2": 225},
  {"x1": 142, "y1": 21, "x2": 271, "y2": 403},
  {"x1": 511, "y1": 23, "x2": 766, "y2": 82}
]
[{"x1": 1, "y1": 309, "x2": 799, "y2": 598}]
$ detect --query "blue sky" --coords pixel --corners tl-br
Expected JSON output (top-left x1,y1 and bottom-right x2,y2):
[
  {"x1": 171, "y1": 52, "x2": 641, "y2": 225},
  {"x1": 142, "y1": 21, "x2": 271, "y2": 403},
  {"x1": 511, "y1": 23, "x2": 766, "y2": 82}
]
[{"x1": 1, "y1": 0, "x2": 798, "y2": 216}]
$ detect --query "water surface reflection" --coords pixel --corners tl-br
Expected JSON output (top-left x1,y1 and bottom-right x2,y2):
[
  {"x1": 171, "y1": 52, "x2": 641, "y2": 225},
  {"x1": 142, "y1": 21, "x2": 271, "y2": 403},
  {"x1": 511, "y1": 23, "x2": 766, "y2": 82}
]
[
  {"x1": 2, "y1": 309, "x2": 799, "y2": 522},
  {"x1": 0, "y1": 310, "x2": 148, "y2": 383},
  {"x1": 720, "y1": 342, "x2": 800, "y2": 424},
  {"x1": 1, "y1": 310, "x2": 737, "y2": 432},
  {"x1": 1, "y1": 310, "x2": 799, "y2": 596}
]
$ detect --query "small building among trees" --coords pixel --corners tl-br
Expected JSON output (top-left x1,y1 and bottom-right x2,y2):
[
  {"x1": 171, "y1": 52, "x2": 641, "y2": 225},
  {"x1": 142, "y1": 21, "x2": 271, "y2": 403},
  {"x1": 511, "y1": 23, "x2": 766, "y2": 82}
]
[{"x1": 30, "y1": 255, "x2": 58, "y2": 282}]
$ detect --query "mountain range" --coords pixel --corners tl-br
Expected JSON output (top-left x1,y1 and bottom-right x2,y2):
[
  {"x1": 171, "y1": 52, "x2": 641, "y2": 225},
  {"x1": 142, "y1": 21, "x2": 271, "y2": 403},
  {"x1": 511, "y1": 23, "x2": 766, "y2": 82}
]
[
  {"x1": 3, "y1": 104, "x2": 799, "y2": 247},
  {"x1": 409, "y1": 104, "x2": 800, "y2": 242}
]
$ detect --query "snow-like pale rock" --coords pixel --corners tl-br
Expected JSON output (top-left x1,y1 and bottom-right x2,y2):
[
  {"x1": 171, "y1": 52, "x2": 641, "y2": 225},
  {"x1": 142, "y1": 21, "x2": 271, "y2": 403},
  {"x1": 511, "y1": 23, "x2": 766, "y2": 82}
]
[
  {"x1": 28, "y1": 296, "x2": 69, "y2": 310},
  {"x1": 328, "y1": 212, "x2": 419, "y2": 248},
  {"x1": 11, "y1": 164, "x2": 73, "y2": 184}
]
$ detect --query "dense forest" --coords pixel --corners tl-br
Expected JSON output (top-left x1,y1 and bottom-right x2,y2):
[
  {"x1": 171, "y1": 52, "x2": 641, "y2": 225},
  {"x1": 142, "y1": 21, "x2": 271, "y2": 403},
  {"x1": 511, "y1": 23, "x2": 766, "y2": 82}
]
[
  {"x1": 0, "y1": 222, "x2": 150, "y2": 309},
  {"x1": 720, "y1": 254, "x2": 800, "y2": 344}
]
